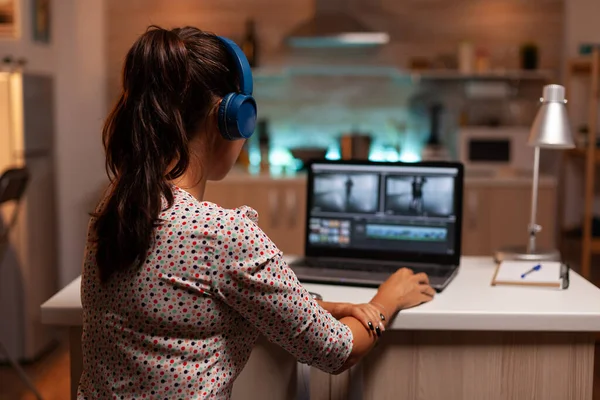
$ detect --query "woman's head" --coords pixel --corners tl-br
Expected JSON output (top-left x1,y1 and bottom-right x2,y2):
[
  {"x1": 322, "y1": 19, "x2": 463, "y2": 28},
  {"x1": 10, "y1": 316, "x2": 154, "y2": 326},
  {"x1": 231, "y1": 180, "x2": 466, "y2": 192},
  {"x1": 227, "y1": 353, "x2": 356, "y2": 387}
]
[
  {"x1": 110, "y1": 26, "x2": 245, "y2": 181},
  {"x1": 94, "y1": 26, "x2": 248, "y2": 282}
]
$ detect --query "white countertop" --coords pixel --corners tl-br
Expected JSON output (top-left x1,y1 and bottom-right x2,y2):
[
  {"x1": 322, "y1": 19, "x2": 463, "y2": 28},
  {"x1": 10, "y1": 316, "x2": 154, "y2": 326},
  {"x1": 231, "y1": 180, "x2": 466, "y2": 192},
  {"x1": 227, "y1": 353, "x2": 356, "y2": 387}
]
[{"x1": 41, "y1": 256, "x2": 600, "y2": 332}]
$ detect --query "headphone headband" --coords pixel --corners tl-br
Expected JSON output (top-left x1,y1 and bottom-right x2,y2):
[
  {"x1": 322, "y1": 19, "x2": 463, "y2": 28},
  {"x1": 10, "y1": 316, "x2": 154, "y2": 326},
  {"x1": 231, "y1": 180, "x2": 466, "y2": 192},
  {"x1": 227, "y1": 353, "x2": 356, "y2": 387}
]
[
  {"x1": 217, "y1": 36, "x2": 253, "y2": 95},
  {"x1": 215, "y1": 35, "x2": 257, "y2": 141}
]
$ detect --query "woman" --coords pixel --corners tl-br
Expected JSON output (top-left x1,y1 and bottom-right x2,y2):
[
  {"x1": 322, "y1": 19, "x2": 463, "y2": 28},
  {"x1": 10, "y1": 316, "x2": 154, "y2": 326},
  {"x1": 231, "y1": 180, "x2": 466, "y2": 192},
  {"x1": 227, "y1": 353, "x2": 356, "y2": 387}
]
[{"x1": 80, "y1": 25, "x2": 435, "y2": 399}]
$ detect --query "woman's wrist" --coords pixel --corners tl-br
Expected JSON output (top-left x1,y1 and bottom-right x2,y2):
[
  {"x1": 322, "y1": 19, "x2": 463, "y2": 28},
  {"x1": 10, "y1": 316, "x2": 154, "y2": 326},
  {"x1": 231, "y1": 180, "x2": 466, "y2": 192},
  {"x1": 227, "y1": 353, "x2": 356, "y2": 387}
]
[
  {"x1": 369, "y1": 293, "x2": 398, "y2": 320},
  {"x1": 369, "y1": 301, "x2": 389, "y2": 319}
]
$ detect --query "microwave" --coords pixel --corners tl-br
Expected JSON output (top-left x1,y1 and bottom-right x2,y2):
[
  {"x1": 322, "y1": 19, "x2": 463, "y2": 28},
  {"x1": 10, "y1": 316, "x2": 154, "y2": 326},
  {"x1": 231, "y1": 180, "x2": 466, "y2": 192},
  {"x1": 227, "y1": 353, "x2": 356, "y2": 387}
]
[{"x1": 458, "y1": 127, "x2": 534, "y2": 173}]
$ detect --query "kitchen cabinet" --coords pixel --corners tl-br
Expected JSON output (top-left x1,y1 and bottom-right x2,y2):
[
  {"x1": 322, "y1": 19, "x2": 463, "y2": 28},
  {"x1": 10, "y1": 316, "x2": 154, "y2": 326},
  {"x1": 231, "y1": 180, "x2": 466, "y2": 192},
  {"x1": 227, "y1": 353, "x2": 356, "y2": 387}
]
[
  {"x1": 202, "y1": 180, "x2": 242, "y2": 210},
  {"x1": 488, "y1": 186, "x2": 555, "y2": 252},
  {"x1": 230, "y1": 336, "x2": 356, "y2": 400},
  {"x1": 461, "y1": 187, "x2": 491, "y2": 256},
  {"x1": 461, "y1": 184, "x2": 556, "y2": 256},
  {"x1": 204, "y1": 173, "x2": 558, "y2": 258},
  {"x1": 230, "y1": 337, "x2": 297, "y2": 400},
  {"x1": 204, "y1": 177, "x2": 306, "y2": 255}
]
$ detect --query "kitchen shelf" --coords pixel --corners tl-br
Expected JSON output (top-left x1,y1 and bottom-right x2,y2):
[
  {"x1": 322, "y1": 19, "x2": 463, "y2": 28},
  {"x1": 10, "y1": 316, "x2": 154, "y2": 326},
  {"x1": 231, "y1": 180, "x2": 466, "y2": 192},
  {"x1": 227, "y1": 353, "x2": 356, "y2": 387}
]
[
  {"x1": 561, "y1": 234, "x2": 600, "y2": 255},
  {"x1": 591, "y1": 238, "x2": 600, "y2": 253},
  {"x1": 568, "y1": 57, "x2": 594, "y2": 74},
  {"x1": 253, "y1": 66, "x2": 554, "y2": 83},
  {"x1": 559, "y1": 49, "x2": 600, "y2": 279},
  {"x1": 409, "y1": 69, "x2": 554, "y2": 81},
  {"x1": 562, "y1": 224, "x2": 600, "y2": 241},
  {"x1": 565, "y1": 147, "x2": 600, "y2": 163},
  {"x1": 254, "y1": 66, "x2": 407, "y2": 81}
]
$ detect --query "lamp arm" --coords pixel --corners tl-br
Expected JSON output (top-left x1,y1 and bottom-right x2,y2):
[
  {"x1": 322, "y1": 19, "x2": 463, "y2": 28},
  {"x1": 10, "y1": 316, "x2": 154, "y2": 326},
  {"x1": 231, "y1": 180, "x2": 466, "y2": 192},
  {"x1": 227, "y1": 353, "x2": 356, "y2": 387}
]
[{"x1": 528, "y1": 146, "x2": 542, "y2": 253}]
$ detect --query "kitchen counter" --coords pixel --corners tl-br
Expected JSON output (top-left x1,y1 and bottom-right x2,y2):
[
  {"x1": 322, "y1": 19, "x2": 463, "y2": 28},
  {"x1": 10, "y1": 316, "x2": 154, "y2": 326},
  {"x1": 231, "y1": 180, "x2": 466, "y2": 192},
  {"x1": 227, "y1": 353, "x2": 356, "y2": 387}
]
[
  {"x1": 42, "y1": 256, "x2": 600, "y2": 400},
  {"x1": 221, "y1": 165, "x2": 556, "y2": 187},
  {"x1": 41, "y1": 256, "x2": 600, "y2": 331}
]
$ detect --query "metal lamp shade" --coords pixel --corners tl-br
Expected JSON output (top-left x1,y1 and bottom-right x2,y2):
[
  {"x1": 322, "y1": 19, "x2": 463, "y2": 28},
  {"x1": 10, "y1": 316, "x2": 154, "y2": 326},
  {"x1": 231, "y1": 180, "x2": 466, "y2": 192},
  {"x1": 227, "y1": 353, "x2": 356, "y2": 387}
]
[{"x1": 527, "y1": 84, "x2": 575, "y2": 149}]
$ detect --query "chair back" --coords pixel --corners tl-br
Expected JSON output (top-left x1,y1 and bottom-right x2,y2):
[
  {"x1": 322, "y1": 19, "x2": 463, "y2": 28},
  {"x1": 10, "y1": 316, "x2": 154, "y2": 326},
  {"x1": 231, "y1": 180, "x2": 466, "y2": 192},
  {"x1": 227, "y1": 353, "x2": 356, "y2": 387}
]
[
  {"x1": 0, "y1": 167, "x2": 29, "y2": 251},
  {"x1": 0, "y1": 167, "x2": 29, "y2": 206}
]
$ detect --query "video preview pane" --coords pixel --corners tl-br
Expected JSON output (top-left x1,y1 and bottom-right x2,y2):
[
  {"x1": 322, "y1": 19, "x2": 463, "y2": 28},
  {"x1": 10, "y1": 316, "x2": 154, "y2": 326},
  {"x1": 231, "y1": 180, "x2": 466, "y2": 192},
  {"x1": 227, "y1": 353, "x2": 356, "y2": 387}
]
[
  {"x1": 385, "y1": 175, "x2": 454, "y2": 217},
  {"x1": 313, "y1": 173, "x2": 379, "y2": 213}
]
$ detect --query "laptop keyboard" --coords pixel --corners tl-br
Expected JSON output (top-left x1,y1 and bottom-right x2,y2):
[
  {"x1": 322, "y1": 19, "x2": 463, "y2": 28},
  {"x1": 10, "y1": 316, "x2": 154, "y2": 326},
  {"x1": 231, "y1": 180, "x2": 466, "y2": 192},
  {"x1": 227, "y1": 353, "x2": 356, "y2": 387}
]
[
  {"x1": 306, "y1": 259, "x2": 375, "y2": 272},
  {"x1": 301, "y1": 258, "x2": 450, "y2": 278}
]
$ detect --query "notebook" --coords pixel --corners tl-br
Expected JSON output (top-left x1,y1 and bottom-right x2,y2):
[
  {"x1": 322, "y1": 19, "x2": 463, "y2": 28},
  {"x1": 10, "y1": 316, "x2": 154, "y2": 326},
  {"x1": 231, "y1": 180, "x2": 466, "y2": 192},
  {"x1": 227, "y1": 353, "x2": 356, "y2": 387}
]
[{"x1": 491, "y1": 261, "x2": 570, "y2": 289}]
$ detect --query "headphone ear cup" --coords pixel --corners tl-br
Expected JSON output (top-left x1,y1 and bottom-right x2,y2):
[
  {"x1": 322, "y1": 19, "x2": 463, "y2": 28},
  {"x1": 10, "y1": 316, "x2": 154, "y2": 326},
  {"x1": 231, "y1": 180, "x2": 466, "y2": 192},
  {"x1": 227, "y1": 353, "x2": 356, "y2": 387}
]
[
  {"x1": 217, "y1": 93, "x2": 235, "y2": 140},
  {"x1": 235, "y1": 95, "x2": 257, "y2": 139},
  {"x1": 217, "y1": 93, "x2": 257, "y2": 141}
]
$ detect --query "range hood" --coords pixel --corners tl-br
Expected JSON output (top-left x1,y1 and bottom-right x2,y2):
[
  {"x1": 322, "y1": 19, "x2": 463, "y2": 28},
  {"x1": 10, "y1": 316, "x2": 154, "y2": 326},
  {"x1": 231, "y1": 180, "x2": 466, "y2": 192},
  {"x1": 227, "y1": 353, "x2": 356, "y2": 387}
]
[{"x1": 286, "y1": 0, "x2": 389, "y2": 48}]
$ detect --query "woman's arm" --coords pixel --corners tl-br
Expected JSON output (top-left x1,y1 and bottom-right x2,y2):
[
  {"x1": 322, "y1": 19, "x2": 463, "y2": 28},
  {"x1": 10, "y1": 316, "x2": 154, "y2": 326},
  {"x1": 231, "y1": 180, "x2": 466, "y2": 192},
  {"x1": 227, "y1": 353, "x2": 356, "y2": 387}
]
[
  {"x1": 313, "y1": 294, "x2": 398, "y2": 373},
  {"x1": 334, "y1": 268, "x2": 435, "y2": 372},
  {"x1": 210, "y1": 253, "x2": 354, "y2": 374},
  {"x1": 335, "y1": 293, "x2": 397, "y2": 372},
  {"x1": 211, "y1": 251, "x2": 397, "y2": 374},
  {"x1": 199, "y1": 209, "x2": 354, "y2": 374},
  {"x1": 201, "y1": 207, "x2": 433, "y2": 375},
  {"x1": 210, "y1": 250, "x2": 427, "y2": 374},
  {"x1": 317, "y1": 300, "x2": 389, "y2": 334}
]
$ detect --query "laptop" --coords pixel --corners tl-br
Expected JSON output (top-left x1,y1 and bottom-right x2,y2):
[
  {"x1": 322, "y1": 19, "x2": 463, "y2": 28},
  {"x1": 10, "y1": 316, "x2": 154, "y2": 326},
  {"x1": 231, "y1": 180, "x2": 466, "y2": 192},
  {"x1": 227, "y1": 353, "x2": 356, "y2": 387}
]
[{"x1": 289, "y1": 159, "x2": 464, "y2": 292}]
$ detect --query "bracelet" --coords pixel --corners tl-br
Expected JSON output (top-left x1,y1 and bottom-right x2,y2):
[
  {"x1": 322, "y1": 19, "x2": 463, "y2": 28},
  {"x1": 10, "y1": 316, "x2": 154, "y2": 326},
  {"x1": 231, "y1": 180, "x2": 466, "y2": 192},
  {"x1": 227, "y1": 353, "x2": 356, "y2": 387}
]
[{"x1": 369, "y1": 301, "x2": 389, "y2": 322}]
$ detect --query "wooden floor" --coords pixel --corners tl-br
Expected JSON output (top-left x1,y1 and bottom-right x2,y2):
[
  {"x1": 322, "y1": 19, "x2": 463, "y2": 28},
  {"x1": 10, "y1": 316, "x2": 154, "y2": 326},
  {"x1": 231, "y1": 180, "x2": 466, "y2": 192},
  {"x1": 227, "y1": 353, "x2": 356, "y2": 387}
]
[{"x1": 0, "y1": 337, "x2": 69, "y2": 400}]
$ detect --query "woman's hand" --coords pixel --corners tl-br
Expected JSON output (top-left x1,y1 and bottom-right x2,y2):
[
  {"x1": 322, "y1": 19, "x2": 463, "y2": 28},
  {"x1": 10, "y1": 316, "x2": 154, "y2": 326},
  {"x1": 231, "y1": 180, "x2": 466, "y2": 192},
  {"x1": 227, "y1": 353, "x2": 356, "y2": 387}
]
[
  {"x1": 316, "y1": 301, "x2": 384, "y2": 334},
  {"x1": 317, "y1": 300, "x2": 385, "y2": 334},
  {"x1": 347, "y1": 303, "x2": 386, "y2": 335},
  {"x1": 371, "y1": 268, "x2": 435, "y2": 316}
]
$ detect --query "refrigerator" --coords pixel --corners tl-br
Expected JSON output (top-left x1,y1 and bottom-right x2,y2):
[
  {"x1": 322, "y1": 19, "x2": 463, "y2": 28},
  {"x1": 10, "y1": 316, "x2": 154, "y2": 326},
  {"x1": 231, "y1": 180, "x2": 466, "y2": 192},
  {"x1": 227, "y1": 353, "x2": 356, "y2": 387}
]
[{"x1": 0, "y1": 70, "x2": 59, "y2": 362}]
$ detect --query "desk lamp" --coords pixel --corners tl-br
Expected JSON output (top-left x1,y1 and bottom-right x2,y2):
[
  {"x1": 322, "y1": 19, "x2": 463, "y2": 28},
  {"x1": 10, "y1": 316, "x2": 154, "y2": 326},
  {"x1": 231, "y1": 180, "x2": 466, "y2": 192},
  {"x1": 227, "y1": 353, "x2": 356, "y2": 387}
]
[{"x1": 494, "y1": 84, "x2": 574, "y2": 263}]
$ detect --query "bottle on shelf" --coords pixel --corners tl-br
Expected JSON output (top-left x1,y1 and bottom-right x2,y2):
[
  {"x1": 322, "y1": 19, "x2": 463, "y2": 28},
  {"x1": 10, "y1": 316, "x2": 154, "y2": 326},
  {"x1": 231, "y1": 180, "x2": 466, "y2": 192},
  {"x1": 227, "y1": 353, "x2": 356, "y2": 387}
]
[
  {"x1": 241, "y1": 19, "x2": 258, "y2": 68},
  {"x1": 520, "y1": 42, "x2": 539, "y2": 70},
  {"x1": 458, "y1": 41, "x2": 474, "y2": 74},
  {"x1": 257, "y1": 119, "x2": 270, "y2": 172},
  {"x1": 236, "y1": 141, "x2": 250, "y2": 168}
]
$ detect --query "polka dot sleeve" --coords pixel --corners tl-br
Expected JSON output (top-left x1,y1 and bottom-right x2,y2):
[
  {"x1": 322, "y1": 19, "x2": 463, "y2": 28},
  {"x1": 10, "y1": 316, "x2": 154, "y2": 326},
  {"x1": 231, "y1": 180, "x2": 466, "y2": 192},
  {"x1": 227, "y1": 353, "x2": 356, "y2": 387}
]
[{"x1": 203, "y1": 206, "x2": 354, "y2": 374}]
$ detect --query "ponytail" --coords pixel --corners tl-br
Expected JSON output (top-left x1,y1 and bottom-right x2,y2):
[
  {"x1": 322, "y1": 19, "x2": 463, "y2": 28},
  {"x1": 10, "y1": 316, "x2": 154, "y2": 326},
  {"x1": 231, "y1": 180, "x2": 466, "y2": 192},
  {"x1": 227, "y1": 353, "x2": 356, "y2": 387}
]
[{"x1": 94, "y1": 27, "x2": 196, "y2": 283}]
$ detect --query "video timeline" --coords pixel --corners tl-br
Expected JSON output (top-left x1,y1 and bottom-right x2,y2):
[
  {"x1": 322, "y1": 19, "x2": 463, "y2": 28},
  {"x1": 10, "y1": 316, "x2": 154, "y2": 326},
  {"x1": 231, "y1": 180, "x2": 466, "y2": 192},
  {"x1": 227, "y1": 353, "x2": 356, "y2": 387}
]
[
  {"x1": 365, "y1": 224, "x2": 447, "y2": 242},
  {"x1": 308, "y1": 216, "x2": 453, "y2": 254}
]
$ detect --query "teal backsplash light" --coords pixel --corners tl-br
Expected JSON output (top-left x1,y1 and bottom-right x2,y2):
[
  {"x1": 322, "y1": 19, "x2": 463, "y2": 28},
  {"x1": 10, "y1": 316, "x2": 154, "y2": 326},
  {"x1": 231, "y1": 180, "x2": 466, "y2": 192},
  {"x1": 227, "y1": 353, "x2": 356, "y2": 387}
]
[
  {"x1": 249, "y1": 65, "x2": 546, "y2": 170},
  {"x1": 251, "y1": 66, "x2": 431, "y2": 169}
]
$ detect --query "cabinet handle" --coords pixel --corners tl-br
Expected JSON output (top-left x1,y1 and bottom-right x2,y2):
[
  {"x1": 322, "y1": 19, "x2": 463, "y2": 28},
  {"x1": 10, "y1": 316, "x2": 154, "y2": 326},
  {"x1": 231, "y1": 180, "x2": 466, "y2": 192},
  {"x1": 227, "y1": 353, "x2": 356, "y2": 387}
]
[
  {"x1": 467, "y1": 191, "x2": 478, "y2": 229},
  {"x1": 268, "y1": 189, "x2": 279, "y2": 229},
  {"x1": 286, "y1": 189, "x2": 297, "y2": 228}
]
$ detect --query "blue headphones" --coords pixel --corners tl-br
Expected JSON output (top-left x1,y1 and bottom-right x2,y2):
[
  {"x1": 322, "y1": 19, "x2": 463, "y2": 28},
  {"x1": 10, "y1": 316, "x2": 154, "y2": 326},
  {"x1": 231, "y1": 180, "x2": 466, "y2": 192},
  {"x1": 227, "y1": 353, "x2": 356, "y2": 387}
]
[{"x1": 216, "y1": 36, "x2": 257, "y2": 141}]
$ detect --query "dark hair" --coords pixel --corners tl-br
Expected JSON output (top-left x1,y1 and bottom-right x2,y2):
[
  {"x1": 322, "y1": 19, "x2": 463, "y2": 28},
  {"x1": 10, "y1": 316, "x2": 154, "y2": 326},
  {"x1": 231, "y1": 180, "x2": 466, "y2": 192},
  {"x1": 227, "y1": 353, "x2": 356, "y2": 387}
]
[{"x1": 93, "y1": 26, "x2": 238, "y2": 283}]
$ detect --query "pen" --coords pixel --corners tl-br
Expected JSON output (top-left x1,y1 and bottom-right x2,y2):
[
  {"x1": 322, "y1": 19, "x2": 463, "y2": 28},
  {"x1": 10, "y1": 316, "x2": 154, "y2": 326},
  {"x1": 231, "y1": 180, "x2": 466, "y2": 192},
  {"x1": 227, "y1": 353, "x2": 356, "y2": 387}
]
[{"x1": 521, "y1": 264, "x2": 542, "y2": 279}]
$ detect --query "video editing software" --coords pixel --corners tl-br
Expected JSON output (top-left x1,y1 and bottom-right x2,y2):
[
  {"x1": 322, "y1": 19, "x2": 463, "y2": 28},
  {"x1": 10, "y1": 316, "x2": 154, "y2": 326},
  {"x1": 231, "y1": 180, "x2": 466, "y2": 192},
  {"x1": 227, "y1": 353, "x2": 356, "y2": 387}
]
[{"x1": 308, "y1": 163, "x2": 459, "y2": 255}]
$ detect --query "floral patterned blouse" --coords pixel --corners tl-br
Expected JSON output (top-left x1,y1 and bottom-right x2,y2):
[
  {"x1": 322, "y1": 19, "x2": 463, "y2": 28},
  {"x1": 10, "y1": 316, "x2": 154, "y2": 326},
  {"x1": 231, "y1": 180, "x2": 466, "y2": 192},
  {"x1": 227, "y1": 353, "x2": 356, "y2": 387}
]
[{"x1": 79, "y1": 186, "x2": 353, "y2": 399}]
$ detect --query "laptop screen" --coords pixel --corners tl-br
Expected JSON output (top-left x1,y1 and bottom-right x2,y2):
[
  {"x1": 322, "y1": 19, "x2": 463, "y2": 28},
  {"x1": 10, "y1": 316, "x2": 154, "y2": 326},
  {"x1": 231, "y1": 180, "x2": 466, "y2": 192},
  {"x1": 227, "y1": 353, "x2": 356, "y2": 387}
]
[{"x1": 305, "y1": 160, "x2": 463, "y2": 265}]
